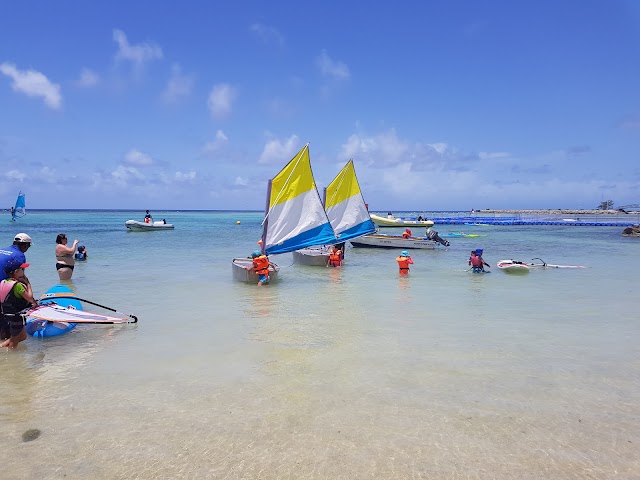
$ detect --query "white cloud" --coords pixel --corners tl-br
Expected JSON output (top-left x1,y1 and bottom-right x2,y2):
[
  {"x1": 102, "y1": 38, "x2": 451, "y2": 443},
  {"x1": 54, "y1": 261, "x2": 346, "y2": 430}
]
[
  {"x1": 234, "y1": 176, "x2": 248, "y2": 186},
  {"x1": 316, "y1": 50, "x2": 350, "y2": 79},
  {"x1": 124, "y1": 148, "x2": 153, "y2": 166},
  {"x1": 340, "y1": 130, "x2": 408, "y2": 166},
  {"x1": 162, "y1": 63, "x2": 194, "y2": 103},
  {"x1": 4, "y1": 169, "x2": 27, "y2": 182},
  {"x1": 249, "y1": 23, "x2": 284, "y2": 46},
  {"x1": 0, "y1": 62, "x2": 62, "y2": 109},
  {"x1": 202, "y1": 130, "x2": 229, "y2": 154},
  {"x1": 207, "y1": 83, "x2": 237, "y2": 119},
  {"x1": 113, "y1": 29, "x2": 163, "y2": 66},
  {"x1": 175, "y1": 171, "x2": 196, "y2": 182},
  {"x1": 110, "y1": 165, "x2": 144, "y2": 185},
  {"x1": 259, "y1": 135, "x2": 300, "y2": 164},
  {"x1": 76, "y1": 68, "x2": 100, "y2": 87}
]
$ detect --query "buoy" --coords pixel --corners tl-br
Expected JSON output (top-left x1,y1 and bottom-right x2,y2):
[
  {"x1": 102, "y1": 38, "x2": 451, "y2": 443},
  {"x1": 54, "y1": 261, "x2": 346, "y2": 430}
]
[{"x1": 236, "y1": 221, "x2": 241, "y2": 224}]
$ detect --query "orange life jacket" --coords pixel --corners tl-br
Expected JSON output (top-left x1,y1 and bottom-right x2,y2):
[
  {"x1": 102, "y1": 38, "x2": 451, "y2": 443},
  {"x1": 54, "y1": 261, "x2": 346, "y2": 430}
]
[
  {"x1": 396, "y1": 256, "x2": 413, "y2": 270},
  {"x1": 329, "y1": 249, "x2": 342, "y2": 266},
  {"x1": 402, "y1": 232, "x2": 410, "y2": 238},
  {"x1": 253, "y1": 255, "x2": 270, "y2": 275}
]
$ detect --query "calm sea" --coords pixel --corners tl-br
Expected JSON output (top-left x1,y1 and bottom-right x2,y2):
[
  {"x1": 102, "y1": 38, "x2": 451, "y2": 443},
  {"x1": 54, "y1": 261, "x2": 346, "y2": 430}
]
[{"x1": 1, "y1": 210, "x2": 638, "y2": 479}]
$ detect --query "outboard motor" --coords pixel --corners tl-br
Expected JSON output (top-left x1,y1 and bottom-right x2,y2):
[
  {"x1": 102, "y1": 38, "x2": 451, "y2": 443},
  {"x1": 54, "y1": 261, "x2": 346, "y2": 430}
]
[{"x1": 426, "y1": 229, "x2": 450, "y2": 247}]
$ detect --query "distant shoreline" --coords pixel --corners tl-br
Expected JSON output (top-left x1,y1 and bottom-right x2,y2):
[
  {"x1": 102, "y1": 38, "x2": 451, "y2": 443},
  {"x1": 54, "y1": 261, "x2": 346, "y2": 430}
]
[{"x1": 475, "y1": 209, "x2": 628, "y2": 215}]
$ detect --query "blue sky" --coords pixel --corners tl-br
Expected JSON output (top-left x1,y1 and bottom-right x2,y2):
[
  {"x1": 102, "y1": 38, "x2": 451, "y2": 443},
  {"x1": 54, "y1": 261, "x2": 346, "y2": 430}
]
[{"x1": 1, "y1": 1, "x2": 639, "y2": 211}]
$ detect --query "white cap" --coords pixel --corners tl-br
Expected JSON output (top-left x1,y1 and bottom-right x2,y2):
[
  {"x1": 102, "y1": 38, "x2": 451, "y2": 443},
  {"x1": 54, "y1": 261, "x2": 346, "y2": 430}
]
[{"x1": 14, "y1": 233, "x2": 32, "y2": 243}]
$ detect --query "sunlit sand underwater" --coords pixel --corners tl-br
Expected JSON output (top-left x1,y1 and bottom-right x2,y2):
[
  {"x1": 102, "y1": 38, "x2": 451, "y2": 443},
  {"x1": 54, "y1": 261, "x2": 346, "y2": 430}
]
[{"x1": 1, "y1": 210, "x2": 638, "y2": 479}]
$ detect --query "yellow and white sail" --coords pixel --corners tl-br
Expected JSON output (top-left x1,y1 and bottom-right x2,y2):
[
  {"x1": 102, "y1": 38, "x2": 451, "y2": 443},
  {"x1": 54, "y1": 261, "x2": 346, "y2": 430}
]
[
  {"x1": 263, "y1": 144, "x2": 337, "y2": 255},
  {"x1": 324, "y1": 160, "x2": 375, "y2": 242}
]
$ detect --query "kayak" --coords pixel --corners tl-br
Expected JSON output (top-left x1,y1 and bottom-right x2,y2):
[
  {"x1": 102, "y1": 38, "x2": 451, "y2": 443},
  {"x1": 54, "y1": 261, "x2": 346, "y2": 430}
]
[
  {"x1": 125, "y1": 220, "x2": 174, "y2": 231},
  {"x1": 497, "y1": 260, "x2": 530, "y2": 274},
  {"x1": 26, "y1": 285, "x2": 79, "y2": 337}
]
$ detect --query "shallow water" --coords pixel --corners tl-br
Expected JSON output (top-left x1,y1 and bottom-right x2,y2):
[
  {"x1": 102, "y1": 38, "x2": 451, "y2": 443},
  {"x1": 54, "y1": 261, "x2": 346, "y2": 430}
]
[{"x1": 1, "y1": 211, "x2": 638, "y2": 479}]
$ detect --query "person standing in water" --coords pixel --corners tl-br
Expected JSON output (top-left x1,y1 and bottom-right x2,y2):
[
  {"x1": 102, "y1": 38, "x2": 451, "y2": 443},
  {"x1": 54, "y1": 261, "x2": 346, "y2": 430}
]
[
  {"x1": 396, "y1": 250, "x2": 413, "y2": 274},
  {"x1": 55, "y1": 233, "x2": 79, "y2": 281}
]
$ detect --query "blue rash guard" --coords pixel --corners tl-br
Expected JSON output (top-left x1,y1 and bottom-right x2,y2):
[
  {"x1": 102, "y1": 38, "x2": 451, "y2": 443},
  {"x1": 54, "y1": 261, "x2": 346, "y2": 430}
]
[{"x1": 0, "y1": 245, "x2": 26, "y2": 281}]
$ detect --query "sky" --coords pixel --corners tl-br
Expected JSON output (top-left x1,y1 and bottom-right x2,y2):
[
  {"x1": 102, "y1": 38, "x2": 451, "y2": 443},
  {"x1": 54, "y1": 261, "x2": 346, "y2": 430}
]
[{"x1": 1, "y1": 1, "x2": 640, "y2": 211}]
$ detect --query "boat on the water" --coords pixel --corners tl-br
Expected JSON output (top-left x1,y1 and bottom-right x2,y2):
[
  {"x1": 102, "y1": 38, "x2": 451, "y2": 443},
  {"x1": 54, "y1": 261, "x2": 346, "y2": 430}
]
[
  {"x1": 294, "y1": 160, "x2": 375, "y2": 266},
  {"x1": 232, "y1": 257, "x2": 281, "y2": 282},
  {"x1": 232, "y1": 143, "x2": 336, "y2": 283},
  {"x1": 497, "y1": 259, "x2": 530, "y2": 274},
  {"x1": 125, "y1": 220, "x2": 175, "y2": 231},
  {"x1": 350, "y1": 234, "x2": 439, "y2": 249},
  {"x1": 370, "y1": 213, "x2": 434, "y2": 228}
]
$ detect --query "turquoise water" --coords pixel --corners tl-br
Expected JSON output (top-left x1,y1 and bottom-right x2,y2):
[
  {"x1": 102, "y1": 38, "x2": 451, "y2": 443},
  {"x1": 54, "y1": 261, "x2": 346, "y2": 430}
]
[{"x1": 1, "y1": 210, "x2": 638, "y2": 479}]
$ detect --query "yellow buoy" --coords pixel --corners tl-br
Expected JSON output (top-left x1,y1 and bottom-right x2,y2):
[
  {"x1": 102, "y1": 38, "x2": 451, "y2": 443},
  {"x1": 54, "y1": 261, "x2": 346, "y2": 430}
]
[{"x1": 236, "y1": 221, "x2": 241, "y2": 224}]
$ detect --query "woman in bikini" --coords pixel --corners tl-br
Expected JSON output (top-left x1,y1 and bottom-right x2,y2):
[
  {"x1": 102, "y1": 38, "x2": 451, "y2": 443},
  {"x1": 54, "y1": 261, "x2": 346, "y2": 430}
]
[{"x1": 55, "y1": 233, "x2": 79, "y2": 281}]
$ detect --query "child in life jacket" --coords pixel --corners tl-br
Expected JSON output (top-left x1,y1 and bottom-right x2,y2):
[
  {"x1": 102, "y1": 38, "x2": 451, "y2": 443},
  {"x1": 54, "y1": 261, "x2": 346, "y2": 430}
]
[
  {"x1": 469, "y1": 249, "x2": 490, "y2": 272},
  {"x1": 251, "y1": 250, "x2": 271, "y2": 286},
  {"x1": 402, "y1": 228, "x2": 412, "y2": 239},
  {"x1": 396, "y1": 250, "x2": 413, "y2": 274},
  {"x1": 1, "y1": 261, "x2": 37, "y2": 348},
  {"x1": 328, "y1": 246, "x2": 342, "y2": 267}
]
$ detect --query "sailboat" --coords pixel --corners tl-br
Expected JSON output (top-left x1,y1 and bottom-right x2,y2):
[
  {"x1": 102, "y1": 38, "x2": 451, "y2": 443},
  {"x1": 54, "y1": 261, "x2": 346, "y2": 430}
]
[
  {"x1": 11, "y1": 191, "x2": 26, "y2": 221},
  {"x1": 232, "y1": 144, "x2": 337, "y2": 283},
  {"x1": 293, "y1": 160, "x2": 375, "y2": 266}
]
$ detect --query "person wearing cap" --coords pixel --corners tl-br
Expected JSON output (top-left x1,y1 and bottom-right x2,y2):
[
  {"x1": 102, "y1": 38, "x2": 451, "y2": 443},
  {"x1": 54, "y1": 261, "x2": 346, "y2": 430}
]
[
  {"x1": 0, "y1": 233, "x2": 32, "y2": 281},
  {"x1": 250, "y1": 250, "x2": 271, "y2": 286},
  {"x1": 55, "y1": 233, "x2": 79, "y2": 281},
  {"x1": 396, "y1": 250, "x2": 413, "y2": 274},
  {"x1": 1, "y1": 261, "x2": 37, "y2": 349}
]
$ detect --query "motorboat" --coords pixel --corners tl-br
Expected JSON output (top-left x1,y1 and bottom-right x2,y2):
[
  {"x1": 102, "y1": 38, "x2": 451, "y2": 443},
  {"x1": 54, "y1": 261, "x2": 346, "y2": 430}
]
[
  {"x1": 350, "y1": 234, "x2": 439, "y2": 249},
  {"x1": 370, "y1": 213, "x2": 434, "y2": 228},
  {"x1": 125, "y1": 220, "x2": 175, "y2": 231}
]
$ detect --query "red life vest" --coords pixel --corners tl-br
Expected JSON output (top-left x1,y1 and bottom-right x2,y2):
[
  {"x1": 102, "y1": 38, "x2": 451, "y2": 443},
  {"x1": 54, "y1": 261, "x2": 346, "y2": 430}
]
[{"x1": 470, "y1": 256, "x2": 483, "y2": 268}]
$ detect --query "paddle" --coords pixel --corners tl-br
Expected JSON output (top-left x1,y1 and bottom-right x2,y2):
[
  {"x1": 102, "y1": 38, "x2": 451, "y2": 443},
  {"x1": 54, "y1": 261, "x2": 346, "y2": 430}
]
[{"x1": 38, "y1": 292, "x2": 138, "y2": 323}]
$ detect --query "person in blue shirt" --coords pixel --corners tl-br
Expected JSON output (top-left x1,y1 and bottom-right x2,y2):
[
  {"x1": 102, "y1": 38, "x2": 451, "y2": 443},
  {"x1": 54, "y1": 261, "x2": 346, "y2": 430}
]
[{"x1": 0, "y1": 233, "x2": 32, "y2": 281}]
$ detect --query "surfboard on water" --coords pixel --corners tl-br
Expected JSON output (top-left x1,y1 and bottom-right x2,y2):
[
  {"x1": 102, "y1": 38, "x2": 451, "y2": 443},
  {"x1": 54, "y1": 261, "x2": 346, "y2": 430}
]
[
  {"x1": 497, "y1": 260, "x2": 530, "y2": 274},
  {"x1": 26, "y1": 284, "x2": 79, "y2": 338}
]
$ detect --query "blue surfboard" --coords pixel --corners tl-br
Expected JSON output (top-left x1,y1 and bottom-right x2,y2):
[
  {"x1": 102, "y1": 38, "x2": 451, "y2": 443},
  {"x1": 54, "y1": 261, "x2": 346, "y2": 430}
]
[{"x1": 26, "y1": 284, "x2": 81, "y2": 338}]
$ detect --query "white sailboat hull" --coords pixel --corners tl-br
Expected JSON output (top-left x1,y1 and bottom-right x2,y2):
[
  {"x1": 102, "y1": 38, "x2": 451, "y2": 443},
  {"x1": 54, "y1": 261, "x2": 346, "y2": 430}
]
[
  {"x1": 232, "y1": 258, "x2": 280, "y2": 283},
  {"x1": 292, "y1": 247, "x2": 331, "y2": 266},
  {"x1": 350, "y1": 234, "x2": 438, "y2": 249}
]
